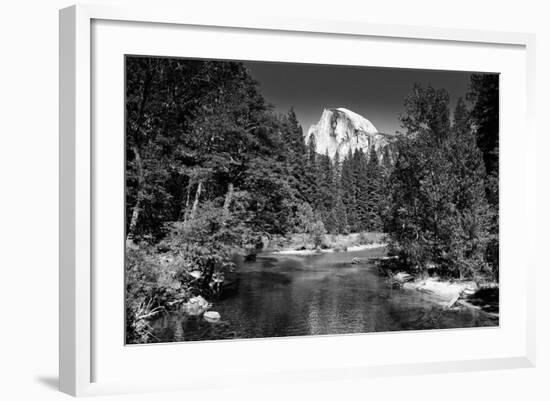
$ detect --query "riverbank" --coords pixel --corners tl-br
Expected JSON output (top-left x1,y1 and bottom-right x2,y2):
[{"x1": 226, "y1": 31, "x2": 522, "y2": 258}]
[
  {"x1": 274, "y1": 243, "x2": 387, "y2": 255},
  {"x1": 268, "y1": 232, "x2": 387, "y2": 255},
  {"x1": 387, "y1": 272, "x2": 499, "y2": 316}
]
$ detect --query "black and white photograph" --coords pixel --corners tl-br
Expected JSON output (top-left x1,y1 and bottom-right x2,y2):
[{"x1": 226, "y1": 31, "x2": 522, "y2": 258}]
[
  {"x1": 4, "y1": 0, "x2": 549, "y2": 399},
  {"x1": 124, "y1": 56, "x2": 499, "y2": 344}
]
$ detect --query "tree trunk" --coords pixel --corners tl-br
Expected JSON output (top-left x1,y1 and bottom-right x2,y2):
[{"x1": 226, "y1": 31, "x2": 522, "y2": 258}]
[
  {"x1": 221, "y1": 182, "x2": 234, "y2": 224},
  {"x1": 127, "y1": 66, "x2": 154, "y2": 242},
  {"x1": 181, "y1": 180, "x2": 192, "y2": 222},
  {"x1": 223, "y1": 183, "x2": 234, "y2": 211},
  {"x1": 127, "y1": 145, "x2": 145, "y2": 241},
  {"x1": 189, "y1": 180, "x2": 203, "y2": 220}
]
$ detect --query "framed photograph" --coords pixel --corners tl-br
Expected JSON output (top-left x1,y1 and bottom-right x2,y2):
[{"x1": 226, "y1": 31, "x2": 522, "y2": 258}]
[{"x1": 59, "y1": 4, "x2": 536, "y2": 396}]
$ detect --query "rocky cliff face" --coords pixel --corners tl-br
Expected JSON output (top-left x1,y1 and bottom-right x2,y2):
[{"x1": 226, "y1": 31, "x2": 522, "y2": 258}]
[{"x1": 305, "y1": 108, "x2": 393, "y2": 161}]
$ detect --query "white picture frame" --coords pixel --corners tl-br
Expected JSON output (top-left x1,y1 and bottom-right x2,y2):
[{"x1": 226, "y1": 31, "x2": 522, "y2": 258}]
[{"x1": 59, "y1": 3, "x2": 536, "y2": 397}]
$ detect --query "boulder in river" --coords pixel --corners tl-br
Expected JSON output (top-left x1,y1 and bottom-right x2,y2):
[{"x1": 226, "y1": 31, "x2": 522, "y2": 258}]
[
  {"x1": 391, "y1": 281, "x2": 402, "y2": 290},
  {"x1": 244, "y1": 253, "x2": 257, "y2": 262},
  {"x1": 393, "y1": 272, "x2": 414, "y2": 283},
  {"x1": 204, "y1": 311, "x2": 221, "y2": 323},
  {"x1": 183, "y1": 295, "x2": 210, "y2": 316},
  {"x1": 188, "y1": 270, "x2": 202, "y2": 279}
]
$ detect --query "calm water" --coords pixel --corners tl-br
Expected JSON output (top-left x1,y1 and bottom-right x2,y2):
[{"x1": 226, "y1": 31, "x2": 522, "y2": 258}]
[{"x1": 150, "y1": 247, "x2": 498, "y2": 342}]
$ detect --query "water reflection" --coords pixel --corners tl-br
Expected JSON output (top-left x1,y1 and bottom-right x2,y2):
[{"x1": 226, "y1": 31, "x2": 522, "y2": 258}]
[{"x1": 150, "y1": 247, "x2": 498, "y2": 342}]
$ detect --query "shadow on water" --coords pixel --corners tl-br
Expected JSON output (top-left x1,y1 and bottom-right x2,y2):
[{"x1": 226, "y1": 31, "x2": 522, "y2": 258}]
[
  {"x1": 150, "y1": 247, "x2": 498, "y2": 343},
  {"x1": 466, "y1": 287, "x2": 499, "y2": 314}
]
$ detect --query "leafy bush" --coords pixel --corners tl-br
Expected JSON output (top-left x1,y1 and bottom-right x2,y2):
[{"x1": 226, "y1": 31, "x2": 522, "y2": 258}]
[
  {"x1": 310, "y1": 220, "x2": 327, "y2": 248},
  {"x1": 126, "y1": 199, "x2": 252, "y2": 343},
  {"x1": 333, "y1": 243, "x2": 348, "y2": 252},
  {"x1": 160, "y1": 201, "x2": 247, "y2": 294},
  {"x1": 125, "y1": 248, "x2": 189, "y2": 343},
  {"x1": 359, "y1": 231, "x2": 376, "y2": 245}
]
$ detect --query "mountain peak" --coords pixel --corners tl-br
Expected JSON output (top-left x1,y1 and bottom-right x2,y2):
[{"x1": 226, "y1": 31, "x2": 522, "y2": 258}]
[
  {"x1": 333, "y1": 108, "x2": 379, "y2": 135},
  {"x1": 305, "y1": 108, "x2": 388, "y2": 160}
]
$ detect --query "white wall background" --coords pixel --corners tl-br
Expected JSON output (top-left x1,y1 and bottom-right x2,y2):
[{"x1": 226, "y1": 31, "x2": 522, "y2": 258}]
[{"x1": 0, "y1": 0, "x2": 547, "y2": 400}]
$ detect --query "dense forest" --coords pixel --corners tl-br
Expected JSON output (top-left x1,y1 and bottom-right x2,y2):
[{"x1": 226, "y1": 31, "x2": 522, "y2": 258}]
[{"x1": 125, "y1": 57, "x2": 498, "y2": 343}]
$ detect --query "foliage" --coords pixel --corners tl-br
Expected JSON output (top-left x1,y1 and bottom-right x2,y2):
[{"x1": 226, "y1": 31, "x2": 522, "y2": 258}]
[
  {"x1": 400, "y1": 83, "x2": 451, "y2": 143},
  {"x1": 310, "y1": 220, "x2": 327, "y2": 249},
  {"x1": 161, "y1": 202, "x2": 243, "y2": 286},
  {"x1": 125, "y1": 247, "x2": 189, "y2": 343},
  {"x1": 124, "y1": 56, "x2": 500, "y2": 344},
  {"x1": 294, "y1": 202, "x2": 316, "y2": 234},
  {"x1": 358, "y1": 231, "x2": 375, "y2": 245},
  {"x1": 467, "y1": 74, "x2": 499, "y2": 180},
  {"x1": 467, "y1": 75, "x2": 500, "y2": 277},
  {"x1": 125, "y1": 57, "x2": 272, "y2": 241},
  {"x1": 384, "y1": 86, "x2": 495, "y2": 279}
]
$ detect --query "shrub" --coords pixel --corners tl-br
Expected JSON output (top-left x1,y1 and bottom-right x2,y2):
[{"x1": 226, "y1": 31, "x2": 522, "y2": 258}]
[
  {"x1": 358, "y1": 231, "x2": 374, "y2": 245},
  {"x1": 310, "y1": 220, "x2": 326, "y2": 249},
  {"x1": 333, "y1": 243, "x2": 348, "y2": 252},
  {"x1": 125, "y1": 248, "x2": 189, "y2": 343}
]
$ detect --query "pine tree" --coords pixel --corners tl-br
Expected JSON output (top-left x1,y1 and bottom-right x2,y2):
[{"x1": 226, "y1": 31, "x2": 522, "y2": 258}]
[
  {"x1": 400, "y1": 83, "x2": 451, "y2": 145},
  {"x1": 330, "y1": 152, "x2": 349, "y2": 234},
  {"x1": 284, "y1": 107, "x2": 306, "y2": 154},
  {"x1": 282, "y1": 108, "x2": 309, "y2": 204},
  {"x1": 467, "y1": 74, "x2": 499, "y2": 181},
  {"x1": 453, "y1": 97, "x2": 470, "y2": 136},
  {"x1": 340, "y1": 149, "x2": 357, "y2": 233},
  {"x1": 303, "y1": 135, "x2": 320, "y2": 208},
  {"x1": 353, "y1": 150, "x2": 369, "y2": 231},
  {"x1": 317, "y1": 151, "x2": 336, "y2": 232},
  {"x1": 467, "y1": 75, "x2": 500, "y2": 278},
  {"x1": 365, "y1": 146, "x2": 383, "y2": 231}
]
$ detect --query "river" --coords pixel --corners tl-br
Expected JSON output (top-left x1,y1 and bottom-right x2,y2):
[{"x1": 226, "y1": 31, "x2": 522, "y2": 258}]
[{"x1": 149, "y1": 247, "x2": 498, "y2": 342}]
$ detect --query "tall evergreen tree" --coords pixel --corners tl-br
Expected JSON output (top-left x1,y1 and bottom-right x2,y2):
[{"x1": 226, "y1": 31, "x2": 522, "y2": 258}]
[
  {"x1": 281, "y1": 108, "x2": 309, "y2": 204},
  {"x1": 467, "y1": 74, "x2": 499, "y2": 180},
  {"x1": 453, "y1": 97, "x2": 470, "y2": 136},
  {"x1": 467, "y1": 74, "x2": 500, "y2": 277},
  {"x1": 364, "y1": 146, "x2": 383, "y2": 231},
  {"x1": 400, "y1": 83, "x2": 451, "y2": 144},
  {"x1": 353, "y1": 150, "x2": 370, "y2": 231},
  {"x1": 303, "y1": 135, "x2": 320, "y2": 208},
  {"x1": 317, "y1": 151, "x2": 336, "y2": 232},
  {"x1": 341, "y1": 149, "x2": 357, "y2": 233},
  {"x1": 329, "y1": 152, "x2": 348, "y2": 234}
]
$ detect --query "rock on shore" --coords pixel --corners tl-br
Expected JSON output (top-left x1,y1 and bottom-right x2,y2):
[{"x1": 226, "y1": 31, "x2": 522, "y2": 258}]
[{"x1": 204, "y1": 311, "x2": 221, "y2": 323}]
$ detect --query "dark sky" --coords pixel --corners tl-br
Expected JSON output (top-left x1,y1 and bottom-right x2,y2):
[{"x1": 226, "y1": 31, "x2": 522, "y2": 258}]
[{"x1": 243, "y1": 61, "x2": 474, "y2": 135}]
